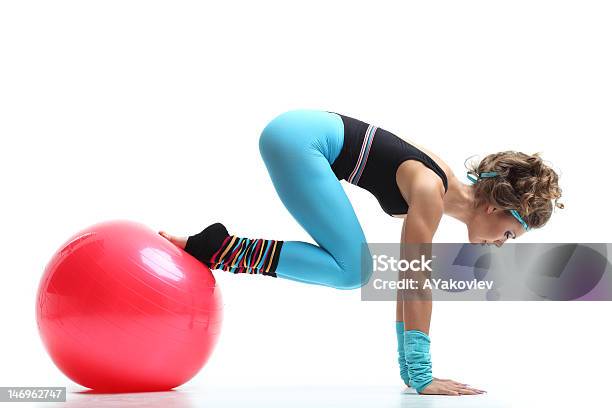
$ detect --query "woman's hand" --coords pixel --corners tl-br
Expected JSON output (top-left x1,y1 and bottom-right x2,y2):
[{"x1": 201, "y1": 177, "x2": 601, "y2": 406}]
[{"x1": 419, "y1": 378, "x2": 485, "y2": 395}]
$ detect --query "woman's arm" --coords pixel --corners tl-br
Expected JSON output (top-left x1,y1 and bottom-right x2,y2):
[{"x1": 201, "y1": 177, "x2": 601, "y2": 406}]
[
  {"x1": 397, "y1": 169, "x2": 442, "y2": 335},
  {"x1": 399, "y1": 184, "x2": 440, "y2": 334},
  {"x1": 397, "y1": 172, "x2": 484, "y2": 395}
]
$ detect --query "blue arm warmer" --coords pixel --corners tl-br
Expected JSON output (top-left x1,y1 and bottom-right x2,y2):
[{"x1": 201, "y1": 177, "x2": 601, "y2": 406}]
[
  {"x1": 395, "y1": 322, "x2": 411, "y2": 386},
  {"x1": 404, "y1": 330, "x2": 433, "y2": 393}
]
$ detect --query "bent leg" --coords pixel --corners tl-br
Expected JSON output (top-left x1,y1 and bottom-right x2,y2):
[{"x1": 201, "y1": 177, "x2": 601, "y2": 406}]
[{"x1": 259, "y1": 109, "x2": 372, "y2": 290}]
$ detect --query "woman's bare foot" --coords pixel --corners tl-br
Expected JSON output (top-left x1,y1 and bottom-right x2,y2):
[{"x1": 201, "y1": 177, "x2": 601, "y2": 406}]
[{"x1": 159, "y1": 231, "x2": 187, "y2": 249}]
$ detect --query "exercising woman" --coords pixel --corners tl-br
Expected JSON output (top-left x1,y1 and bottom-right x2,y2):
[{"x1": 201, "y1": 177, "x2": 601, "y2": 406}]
[{"x1": 160, "y1": 109, "x2": 563, "y2": 396}]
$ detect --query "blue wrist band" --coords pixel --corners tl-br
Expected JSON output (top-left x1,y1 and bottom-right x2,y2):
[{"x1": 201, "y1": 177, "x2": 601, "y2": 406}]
[
  {"x1": 404, "y1": 330, "x2": 433, "y2": 393},
  {"x1": 395, "y1": 322, "x2": 411, "y2": 386}
]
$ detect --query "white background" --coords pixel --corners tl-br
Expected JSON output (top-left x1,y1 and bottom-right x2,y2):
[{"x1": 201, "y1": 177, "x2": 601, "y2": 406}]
[{"x1": 1, "y1": 1, "x2": 611, "y2": 407}]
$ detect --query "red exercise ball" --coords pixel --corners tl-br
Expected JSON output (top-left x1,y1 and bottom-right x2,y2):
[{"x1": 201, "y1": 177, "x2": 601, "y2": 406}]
[{"x1": 36, "y1": 220, "x2": 223, "y2": 392}]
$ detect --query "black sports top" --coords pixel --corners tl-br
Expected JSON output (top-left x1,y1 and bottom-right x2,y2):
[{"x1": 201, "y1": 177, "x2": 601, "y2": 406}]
[{"x1": 329, "y1": 113, "x2": 449, "y2": 216}]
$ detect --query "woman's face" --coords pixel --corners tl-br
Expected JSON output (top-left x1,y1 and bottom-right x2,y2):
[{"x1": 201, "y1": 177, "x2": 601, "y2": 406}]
[{"x1": 467, "y1": 204, "x2": 527, "y2": 246}]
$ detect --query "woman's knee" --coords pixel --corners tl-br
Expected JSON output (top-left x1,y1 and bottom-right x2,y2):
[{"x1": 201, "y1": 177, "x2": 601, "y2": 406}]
[{"x1": 333, "y1": 249, "x2": 374, "y2": 290}]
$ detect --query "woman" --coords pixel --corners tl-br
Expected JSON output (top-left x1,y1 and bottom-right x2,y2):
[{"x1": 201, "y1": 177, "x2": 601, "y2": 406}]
[{"x1": 160, "y1": 109, "x2": 563, "y2": 395}]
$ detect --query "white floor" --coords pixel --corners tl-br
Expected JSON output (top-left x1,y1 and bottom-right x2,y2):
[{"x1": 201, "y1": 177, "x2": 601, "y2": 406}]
[{"x1": 30, "y1": 385, "x2": 510, "y2": 408}]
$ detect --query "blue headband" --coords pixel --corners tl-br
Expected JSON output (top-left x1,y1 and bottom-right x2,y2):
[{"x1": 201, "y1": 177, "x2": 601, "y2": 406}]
[
  {"x1": 509, "y1": 209, "x2": 530, "y2": 231},
  {"x1": 466, "y1": 171, "x2": 498, "y2": 183},
  {"x1": 467, "y1": 171, "x2": 530, "y2": 231}
]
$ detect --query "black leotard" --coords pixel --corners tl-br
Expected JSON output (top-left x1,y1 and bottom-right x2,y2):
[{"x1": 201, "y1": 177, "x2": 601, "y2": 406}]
[{"x1": 329, "y1": 112, "x2": 449, "y2": 216}]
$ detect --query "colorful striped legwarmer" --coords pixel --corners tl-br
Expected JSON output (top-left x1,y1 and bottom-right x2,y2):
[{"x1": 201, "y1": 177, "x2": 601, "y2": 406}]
[{"x1": 185, "y1": 223, "x2": 284, "y2": 277}]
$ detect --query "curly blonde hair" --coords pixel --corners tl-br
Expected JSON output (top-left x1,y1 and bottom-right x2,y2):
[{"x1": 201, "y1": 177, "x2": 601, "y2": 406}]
[{"x1": 466, "y1": 151, "x2": 564, "y2": 229}]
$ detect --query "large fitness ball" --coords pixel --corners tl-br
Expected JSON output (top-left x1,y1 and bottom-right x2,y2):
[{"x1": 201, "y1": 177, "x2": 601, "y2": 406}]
[{"x1": 36, "y1": 220, "x2": 223, "y2": 392}]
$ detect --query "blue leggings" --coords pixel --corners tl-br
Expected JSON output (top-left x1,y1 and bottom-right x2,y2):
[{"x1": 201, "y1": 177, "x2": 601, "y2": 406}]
[{"x1": 259, "y1": 109, "x2": 372, "y2": 290}]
